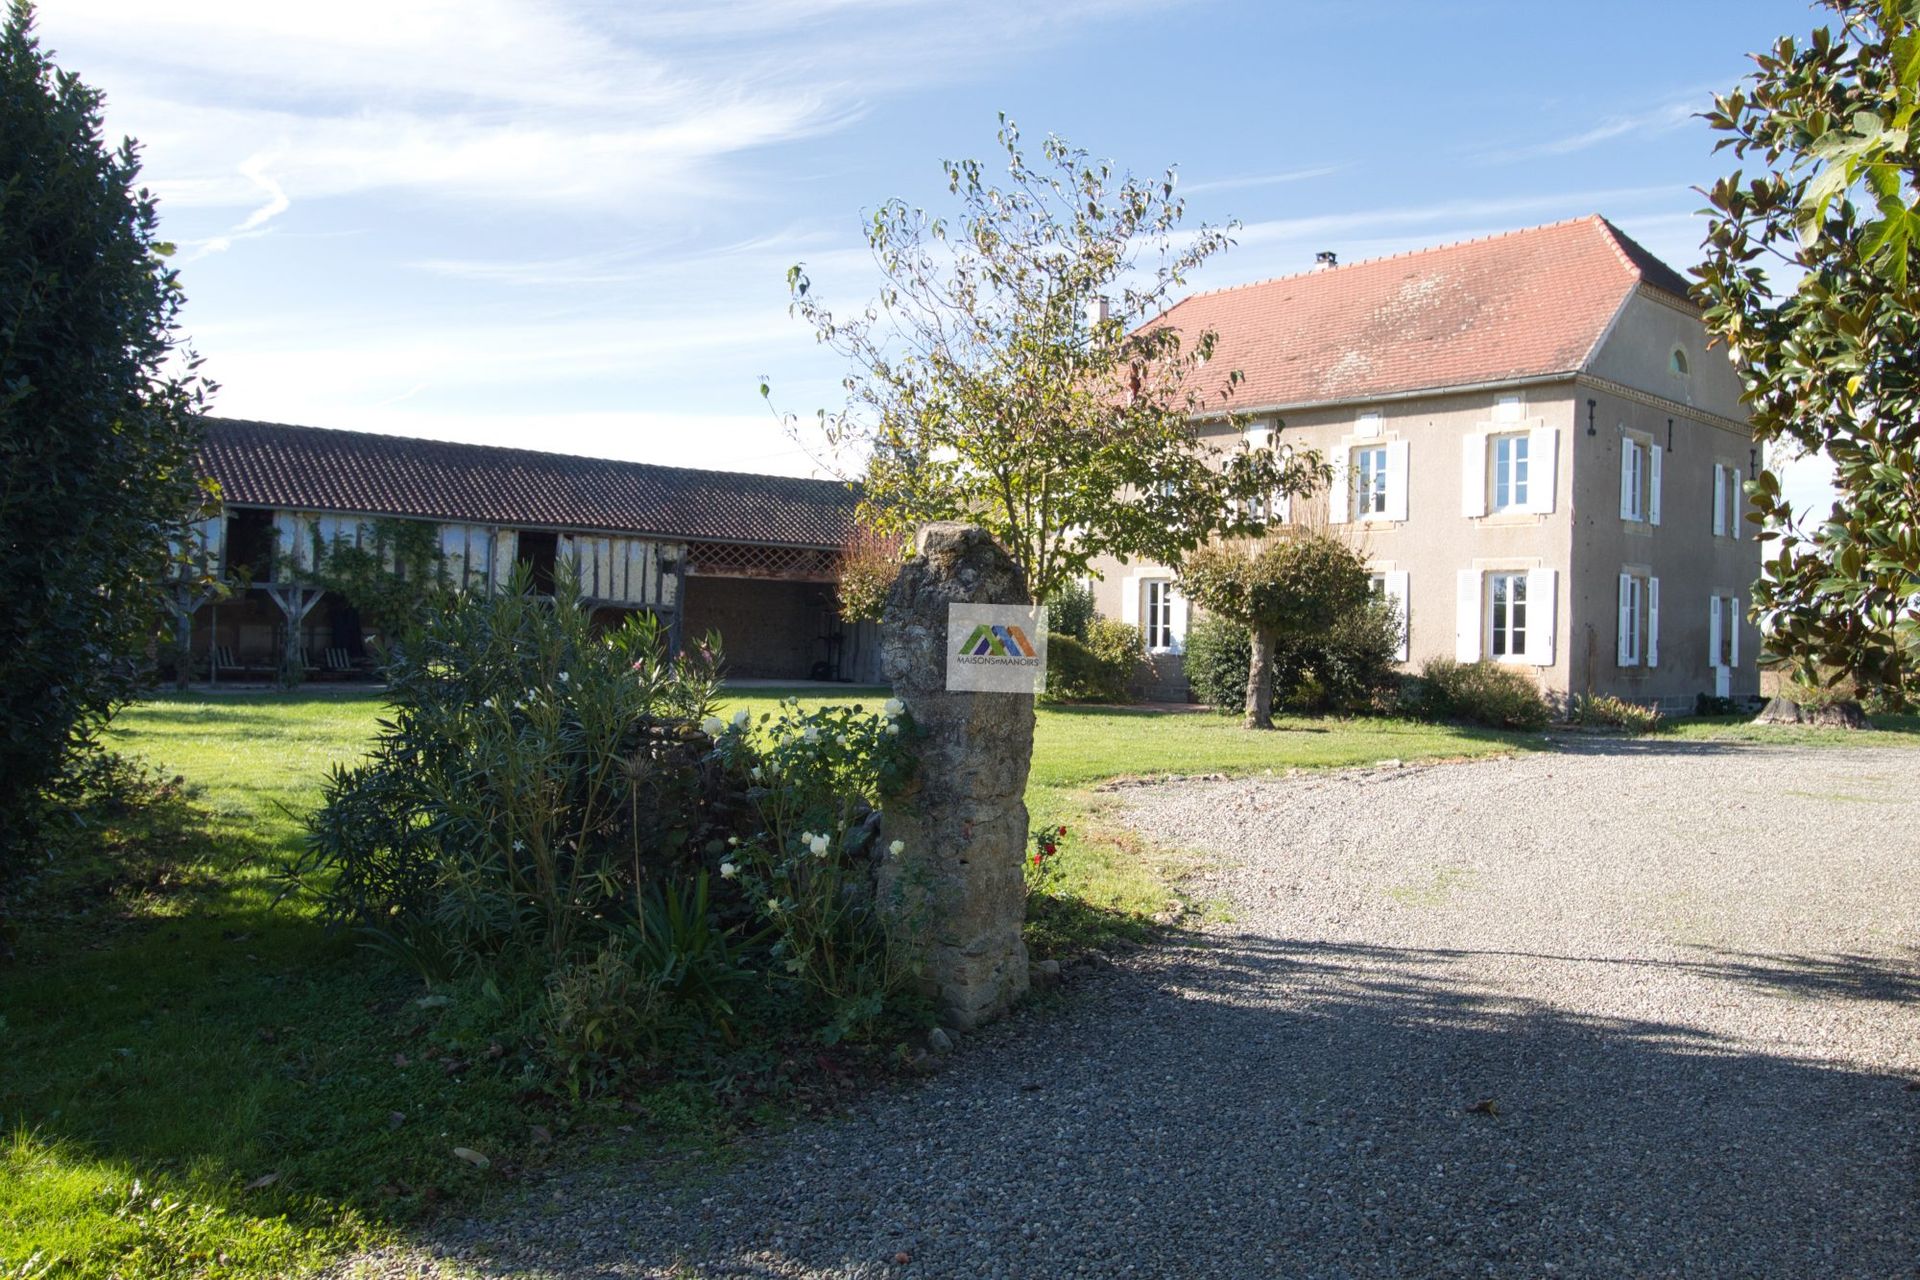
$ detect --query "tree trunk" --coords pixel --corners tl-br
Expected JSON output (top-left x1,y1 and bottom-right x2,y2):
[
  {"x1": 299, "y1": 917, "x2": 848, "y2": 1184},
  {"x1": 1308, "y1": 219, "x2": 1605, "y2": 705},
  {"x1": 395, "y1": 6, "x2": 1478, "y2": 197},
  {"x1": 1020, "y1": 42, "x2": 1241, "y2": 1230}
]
[
  {"x1": 1244, "y1": 626, "x2": 1275, "y2": 730},
  {"x1": 1753, "y1": 695, "x2": 1869, "y2": 729}
]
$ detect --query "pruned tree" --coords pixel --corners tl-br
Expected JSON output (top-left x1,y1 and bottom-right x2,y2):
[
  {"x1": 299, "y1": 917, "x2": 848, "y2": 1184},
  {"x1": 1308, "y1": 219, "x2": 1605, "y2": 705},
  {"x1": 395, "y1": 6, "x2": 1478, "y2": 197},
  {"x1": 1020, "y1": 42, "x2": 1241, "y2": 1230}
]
[
  {"x1": 0, "y1": 3, "x2": 212, "y2": 865},
  {"x1": 1180, "y1": 533, "x2": 1374, "y2": 730},
  {"x1": 776, "y1": 116, "x2": 1325, "y2": 604},
  {"x1": 1696, "y1": 0, "x2": 1920, "y2": 707}
]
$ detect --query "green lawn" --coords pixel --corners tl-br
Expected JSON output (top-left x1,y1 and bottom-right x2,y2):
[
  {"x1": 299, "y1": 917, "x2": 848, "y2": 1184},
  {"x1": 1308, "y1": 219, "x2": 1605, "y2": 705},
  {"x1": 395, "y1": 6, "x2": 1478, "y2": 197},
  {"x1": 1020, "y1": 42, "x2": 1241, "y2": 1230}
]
[
  {"x1": 1654, "y1": 710, "x2": 1920, "y2": 746},
  {"x1": 2, "y1": 686, "x2": 1539, "y2": 1276}
]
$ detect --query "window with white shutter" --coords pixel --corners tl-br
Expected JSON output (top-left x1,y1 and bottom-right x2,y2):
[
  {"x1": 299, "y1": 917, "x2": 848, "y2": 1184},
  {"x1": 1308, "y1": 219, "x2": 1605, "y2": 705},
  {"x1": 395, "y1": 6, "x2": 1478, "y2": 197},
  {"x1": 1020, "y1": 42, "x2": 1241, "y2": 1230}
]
[
  {"x1": 1647, "y1": 576, "x2": 1661, "y2": 665},
  {"x1": 1712, "y1": 464, "x2": 1729, "y2": 536},
  {"x1": 1373, "y1": 570, "x2": 1411, "y2": 662},
  {"x1": 1617, "y1": 572, "x2": 1642, "y2": 666},
  {"x1": 1487, "y1": 572, "x2": 1528, "y2": 661},
  {"x1": 1621, "y1": 440, "x2": 1645, "y2": 521},
  {"x1": 1649, "y1": 447, "x2": 1664, "y2": 526},
  {"x1": 1491, "y1": 433, "x2": 1530, "y2": 512},
  {"x1": 1523, "y1": 568, "x2": 1556, "y2": 666},
  {"x1": 1143, "y1": 579, "x2": 1183, "y2": 652},
  {"x1": 1455, "y1": 570, "x2": 1483, "y2": 662},
  {"x1": 1526, "y1": 427, "x2": 1558, "y2": 514},
  {"x1": 1355, "y1": 445, "x2": 1388, "y2": 518}
]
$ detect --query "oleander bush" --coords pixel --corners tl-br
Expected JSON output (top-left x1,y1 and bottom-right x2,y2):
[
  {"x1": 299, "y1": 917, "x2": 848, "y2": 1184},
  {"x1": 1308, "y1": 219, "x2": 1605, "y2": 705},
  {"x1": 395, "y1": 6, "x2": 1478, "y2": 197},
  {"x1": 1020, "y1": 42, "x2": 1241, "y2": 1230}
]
[
  {"x1": 1411, "y1": 659, "x2": 1552, "y2": 732},
  {"x1": 292, "y1": 570, "x2": 924, "y2": 1091}
]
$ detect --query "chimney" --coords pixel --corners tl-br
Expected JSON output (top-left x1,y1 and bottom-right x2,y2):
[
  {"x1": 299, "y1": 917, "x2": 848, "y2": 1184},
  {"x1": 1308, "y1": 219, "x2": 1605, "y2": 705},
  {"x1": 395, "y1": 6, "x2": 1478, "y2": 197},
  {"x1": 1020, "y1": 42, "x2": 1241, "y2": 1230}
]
[
  {"x1": 1314, "y1": 251, "x2": 1338, "y2": 271},
  {"x1": 1085, "y1": 295, "x2": 1111, "y2": 328}
]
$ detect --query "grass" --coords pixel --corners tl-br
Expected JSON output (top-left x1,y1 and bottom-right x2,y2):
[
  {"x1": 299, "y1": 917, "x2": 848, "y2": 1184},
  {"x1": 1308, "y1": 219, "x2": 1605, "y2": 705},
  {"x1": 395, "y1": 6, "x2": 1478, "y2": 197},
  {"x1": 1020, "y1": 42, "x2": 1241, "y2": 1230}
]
[
  {"x1": 1, "y1": 684, "x2": 1540, "y2": 1276},
  {"x1": 1653, "y1": 710, "x2": 1920, "y2": 747}
]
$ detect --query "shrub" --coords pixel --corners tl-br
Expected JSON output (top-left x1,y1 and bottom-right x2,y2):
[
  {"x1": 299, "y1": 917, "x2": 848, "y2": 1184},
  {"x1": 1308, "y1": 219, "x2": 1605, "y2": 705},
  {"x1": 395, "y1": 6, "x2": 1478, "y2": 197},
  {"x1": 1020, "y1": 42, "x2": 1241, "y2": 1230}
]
[
  {"x1": 1043, "y1": 619, "x2": 1141, "y2": 704},
  {"x1": 1415, "y1": 659, "x2": 1552, "y2": 731},
  {"x1": 835, "y1": 525, "x2": 903, "y2": 624},
  {"x1": 1694, "y1": 693, "x2": 1740, "y2": 717},
  {"x1": 0, "y1": 11, "x2": 212, "y2": 871},
  {"x1": 1569, "y1": 693, "x2": 1662, "y2": 733},
  {"x1": 293, "y1": 569, "x2": 923, "y2": 1087},
  {"x1": 1044, "y1": 579, "x2": 1096, "y2": 641},
  {"x1": 1184, "y1": 612, "x2": 1251, "y2": 713}
]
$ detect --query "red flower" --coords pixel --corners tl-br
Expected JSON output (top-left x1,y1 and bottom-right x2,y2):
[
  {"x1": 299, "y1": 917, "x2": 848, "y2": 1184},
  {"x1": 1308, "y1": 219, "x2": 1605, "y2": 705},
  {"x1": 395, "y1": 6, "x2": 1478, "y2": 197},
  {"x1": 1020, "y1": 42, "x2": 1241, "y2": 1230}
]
[{"x1": 1057, "y1": 825, "x2": 1067, "y2": 836}]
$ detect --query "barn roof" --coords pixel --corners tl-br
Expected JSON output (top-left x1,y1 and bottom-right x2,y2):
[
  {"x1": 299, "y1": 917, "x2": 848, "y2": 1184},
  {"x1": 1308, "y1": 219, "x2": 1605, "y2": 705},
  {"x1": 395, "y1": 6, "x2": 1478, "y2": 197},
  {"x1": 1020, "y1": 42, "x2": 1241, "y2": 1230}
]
[
  {"x1": 1148, "y1": 214, "x2": 1697, "y2": 411},
  {"x1": 198, "y1": 418, "x2": 858, "y2": 549}
]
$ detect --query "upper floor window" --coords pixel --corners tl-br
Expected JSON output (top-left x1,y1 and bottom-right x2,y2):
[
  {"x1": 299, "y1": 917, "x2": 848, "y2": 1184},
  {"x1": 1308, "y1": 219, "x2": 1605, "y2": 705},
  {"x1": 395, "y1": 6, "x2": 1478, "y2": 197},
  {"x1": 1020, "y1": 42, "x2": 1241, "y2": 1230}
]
[
  {"x1": 1491, "y1": 433, "x2": 1531, "y2": 512},
  {"x1": 1620, "y1": 436, "x2": 1662, "y2": 525},
  {"x1": 1712, "y1": 463, "x2": 1742, "y2": 538},
  {"x1": 1355, "y1": 445, "x2": 1389, "y2": 517},
  {"x1": 1669, "y1": 348, "x2": 1690, "y2": 377}
]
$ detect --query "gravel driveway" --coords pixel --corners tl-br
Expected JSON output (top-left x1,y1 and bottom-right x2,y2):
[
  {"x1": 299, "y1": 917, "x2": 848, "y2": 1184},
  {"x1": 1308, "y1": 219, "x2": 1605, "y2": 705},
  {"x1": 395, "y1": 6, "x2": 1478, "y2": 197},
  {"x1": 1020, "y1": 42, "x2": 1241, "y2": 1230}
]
[{"x1": 337, "y1": 739, "x2": 1920, "y2": 1279}]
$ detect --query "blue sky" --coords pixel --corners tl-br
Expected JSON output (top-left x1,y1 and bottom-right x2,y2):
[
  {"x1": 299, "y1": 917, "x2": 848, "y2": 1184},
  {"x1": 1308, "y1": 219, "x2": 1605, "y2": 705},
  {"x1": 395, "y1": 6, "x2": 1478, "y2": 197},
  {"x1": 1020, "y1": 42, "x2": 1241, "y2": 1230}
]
[{"x1": 42, "y1": 0, "x2": 1829, "y2": 503}]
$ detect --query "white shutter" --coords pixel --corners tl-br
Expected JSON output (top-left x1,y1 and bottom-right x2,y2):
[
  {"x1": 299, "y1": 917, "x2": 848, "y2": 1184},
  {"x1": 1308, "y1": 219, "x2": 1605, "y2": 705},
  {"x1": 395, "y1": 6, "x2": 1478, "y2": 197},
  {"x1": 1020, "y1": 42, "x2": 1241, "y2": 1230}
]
[
  {"x1": 1120, "y1": 573, "x2": 1140, "y2": 626},
  {"x1": 1620, "y1": 443, "x2": 1636, "y2": 519},
  {"x1": 1727, "y1": 471, "x2": 1742, "y2": 540},
  {"x1": 1729, "y1": 595, "x2": 1741, "y2": 666},
  {"x1": 1385, "y1": 440, "x2": 1410, "y2": 522},
  {"x1": 1462, "y1": 433, "x2": 1488, "y2": 517},
  {"x1": 1649, "y1": 445, "x2": 1664, "y2": 526},
  {"x1": 1168, "y1": 586, "x2": 1189, "y2": 655},
  {"x1": 1712, "y1": 464, "x2": 1727, "y2": 536},
  {"x1": 1385, "y1": 569, "x2": 1411, "y2": 662},
  {"x1": 1327, "y1": 452, "x2": 1350, "y2": 525},
  {"x1": 1527, "y1": 426, "x2": 1558, "y2": 514},
  {"x1": 1455, "y1": 570, "x2": 1483, "y2": 662},
  {"x1": 1647, "y1": 576, "x2": 1661, "y2": 667},
  {"x1": 1618, "y1": 573, "x2": 1634, "y2": 666},
  {"x1": 1709, "y1": 597, "x2": 1724, "y2": 670},
  {"x1": 1524, "y1": 568, "x2": 1557, "y2": 667}
]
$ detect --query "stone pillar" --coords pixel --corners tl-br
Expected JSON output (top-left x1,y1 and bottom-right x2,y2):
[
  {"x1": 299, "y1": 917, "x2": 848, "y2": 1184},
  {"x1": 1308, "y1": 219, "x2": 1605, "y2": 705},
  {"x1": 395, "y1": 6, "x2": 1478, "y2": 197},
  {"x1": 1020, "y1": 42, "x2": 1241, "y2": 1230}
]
[{"x1": 878, "y1": 523, "x2": 1035, "y2": 1029}]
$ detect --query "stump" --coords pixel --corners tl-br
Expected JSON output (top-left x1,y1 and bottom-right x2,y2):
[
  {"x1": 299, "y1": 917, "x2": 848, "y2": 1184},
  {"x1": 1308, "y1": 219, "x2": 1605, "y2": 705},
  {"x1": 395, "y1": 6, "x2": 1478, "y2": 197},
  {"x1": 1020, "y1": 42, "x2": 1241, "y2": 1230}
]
[{"x1": 877, "y1": 523, "x2": 1035, "y2": 1029}]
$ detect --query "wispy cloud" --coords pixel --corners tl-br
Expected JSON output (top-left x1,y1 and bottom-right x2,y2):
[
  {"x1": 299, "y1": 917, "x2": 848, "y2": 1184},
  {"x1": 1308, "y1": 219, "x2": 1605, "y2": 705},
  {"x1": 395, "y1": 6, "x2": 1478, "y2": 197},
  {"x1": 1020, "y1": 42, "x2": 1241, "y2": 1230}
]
[
  {"x1": 1478, "y1": 93, "x2": 1710, "y2": 164},
  {"x1": 1182, "y1": 164, "x2": 1346, "y2": 196}
]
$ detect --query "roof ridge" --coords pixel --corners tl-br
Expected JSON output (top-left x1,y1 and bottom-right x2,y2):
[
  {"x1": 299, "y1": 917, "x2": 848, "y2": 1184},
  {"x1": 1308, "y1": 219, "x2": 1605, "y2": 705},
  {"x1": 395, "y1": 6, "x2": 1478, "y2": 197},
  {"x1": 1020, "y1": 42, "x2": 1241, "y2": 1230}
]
[
  {"x1": 201, "y1": 416, "x2": 854, "y2": 492},
  {"x1": 1164, "y1": 213, "x2": 1611, "y2": 309}
]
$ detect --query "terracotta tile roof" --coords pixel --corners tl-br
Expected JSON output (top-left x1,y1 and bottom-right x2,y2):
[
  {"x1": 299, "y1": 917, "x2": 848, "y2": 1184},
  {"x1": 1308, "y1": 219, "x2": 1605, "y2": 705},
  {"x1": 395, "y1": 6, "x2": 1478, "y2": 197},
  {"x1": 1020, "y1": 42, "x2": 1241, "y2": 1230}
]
[
  {"x1": 198, "y1": 418, "x2": 858, "y2": 549},
  {"x1": 1151, "y1": 215, "x2": 1697, "y2": 411}
]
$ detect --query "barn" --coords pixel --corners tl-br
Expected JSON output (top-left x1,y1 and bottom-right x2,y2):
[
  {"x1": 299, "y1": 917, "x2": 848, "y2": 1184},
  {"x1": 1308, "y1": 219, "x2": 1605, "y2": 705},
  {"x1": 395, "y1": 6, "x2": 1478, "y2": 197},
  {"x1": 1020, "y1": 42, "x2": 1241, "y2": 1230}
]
[{"x1": 173, "y1": 418, "x2": 877, "y2": 684}]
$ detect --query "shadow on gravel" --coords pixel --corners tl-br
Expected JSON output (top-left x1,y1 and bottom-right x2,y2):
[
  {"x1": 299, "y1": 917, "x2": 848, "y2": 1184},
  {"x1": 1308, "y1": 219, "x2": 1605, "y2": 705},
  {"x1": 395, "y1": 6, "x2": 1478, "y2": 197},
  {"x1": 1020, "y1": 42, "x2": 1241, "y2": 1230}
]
[{"x1": 412, "y1": 927, "x2": 1920, "y2": 1280}]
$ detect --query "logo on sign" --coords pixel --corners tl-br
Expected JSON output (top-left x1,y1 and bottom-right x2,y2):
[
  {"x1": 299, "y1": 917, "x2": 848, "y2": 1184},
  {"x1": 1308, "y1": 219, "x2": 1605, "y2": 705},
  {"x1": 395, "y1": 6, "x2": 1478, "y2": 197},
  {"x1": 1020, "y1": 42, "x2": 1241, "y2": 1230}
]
[
  {"x1": 957, "y1": 623, "x2": 1038, "y2": 660},
  {"x1": 945, "y1": 603, "x2": 1048, "y2": 692}
]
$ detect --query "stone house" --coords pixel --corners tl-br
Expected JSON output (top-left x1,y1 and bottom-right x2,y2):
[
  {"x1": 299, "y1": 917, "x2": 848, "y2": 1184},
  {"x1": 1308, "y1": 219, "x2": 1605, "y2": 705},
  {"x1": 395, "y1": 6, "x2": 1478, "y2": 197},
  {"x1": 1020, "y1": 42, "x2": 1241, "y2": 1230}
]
[
  {"x1": 176, "y1": 418, "x2": 876, "y2": 683},
  {"x1": 1087, "y1": 216, "x2": 1763, "y2": 710}
]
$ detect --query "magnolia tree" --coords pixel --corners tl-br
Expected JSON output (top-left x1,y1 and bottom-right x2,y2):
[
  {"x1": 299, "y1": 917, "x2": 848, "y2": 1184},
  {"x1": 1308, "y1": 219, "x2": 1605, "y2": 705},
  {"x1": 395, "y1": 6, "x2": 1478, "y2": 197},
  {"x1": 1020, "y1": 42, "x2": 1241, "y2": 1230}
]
[
  {"x1": 1180, "y1": 533, "x2": 1374, "y2": 730},
  {"x1": 775, "y1": 117, "x2": 1324, "y2": 603},
  {"x1": 1696, "y1": 0, "x2": 1920, "y2": 705}
]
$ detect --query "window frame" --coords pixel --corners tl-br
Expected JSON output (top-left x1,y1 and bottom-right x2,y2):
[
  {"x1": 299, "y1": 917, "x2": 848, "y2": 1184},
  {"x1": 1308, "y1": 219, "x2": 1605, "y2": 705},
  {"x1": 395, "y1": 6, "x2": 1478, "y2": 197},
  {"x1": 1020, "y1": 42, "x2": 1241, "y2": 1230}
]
[
  {"x1": 1142, "y1": 578, "x2": 1176, "y2": 652},
  {"x1": 1486, "y1": 571, "x2": 1529, "y2": 662},
  {"x1": 1354, "y1": 444, "x2": 1389, "y2": 518},
  {"x1": 1624, "y1": 440, "x2": 1646, "y2": 522},
  {"x1": 1490, "y1": 431, "x2": 1531, "y2": 513}
]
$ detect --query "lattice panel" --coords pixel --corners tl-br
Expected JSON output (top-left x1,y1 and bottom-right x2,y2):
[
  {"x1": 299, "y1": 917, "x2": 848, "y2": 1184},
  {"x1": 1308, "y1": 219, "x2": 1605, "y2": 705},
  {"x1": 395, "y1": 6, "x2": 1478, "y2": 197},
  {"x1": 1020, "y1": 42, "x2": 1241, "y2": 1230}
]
[{"x1": 687, "y1": 540, "x2": 839, "y2": 582}]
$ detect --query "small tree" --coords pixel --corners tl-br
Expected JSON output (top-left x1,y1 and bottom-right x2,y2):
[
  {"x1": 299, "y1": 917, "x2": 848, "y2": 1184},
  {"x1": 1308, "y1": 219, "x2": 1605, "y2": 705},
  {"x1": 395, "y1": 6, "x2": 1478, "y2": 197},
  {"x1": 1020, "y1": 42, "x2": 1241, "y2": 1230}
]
[
  {"x1": 0, "y1": 4, "x2": 211, "y2": 865},
  {"x1": 301, "y1": 518, "x2": 453, "y2": 653},
  {"x1": 778, "y1": 116, "x2": 1325, "y2": 603},
  {"x1": 833, "y1": 525, "x2": 904, "y2": 626},
  {"x1": 1180, "y1": 534, "x2": 1373, "y2": 729},
  {"x1": 1696, "y1": 0, "x2": 1920, "y2": 705}
]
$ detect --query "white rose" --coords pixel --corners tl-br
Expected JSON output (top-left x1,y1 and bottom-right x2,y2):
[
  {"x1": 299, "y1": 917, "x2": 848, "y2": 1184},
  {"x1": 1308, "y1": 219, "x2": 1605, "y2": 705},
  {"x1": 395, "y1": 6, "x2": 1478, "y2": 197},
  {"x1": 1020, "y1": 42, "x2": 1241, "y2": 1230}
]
[
  {"x1": 803, "y1": 726, "x2": 820, "y2": 744},
  {"x1": 701, "y1": 715, "x2": 725, "y2": 737},
  {"x1": 888, "y1": 839, "x2": 905, "y2": 856},
  {"x1": 557, "y1": 671, "x2": 570, "y2": 684},
  {"x1": 809, "y1": 834, "x2": 831, "y2": 856},
  {"x1": 883, "y1": 698, "x2": 904, "y2": 717},
  {"x1": 885, "y1": 722, "x2": 900, "y2": 736},
  {"x1": 732, "y1": 709, "x2": 751, "y2": 728},
  {"x1": 727, "y1": 835, "x2": 740, "y2": 847},
  {"x1": 719, "y1": 861, "x2": 738, "y2": 879}
]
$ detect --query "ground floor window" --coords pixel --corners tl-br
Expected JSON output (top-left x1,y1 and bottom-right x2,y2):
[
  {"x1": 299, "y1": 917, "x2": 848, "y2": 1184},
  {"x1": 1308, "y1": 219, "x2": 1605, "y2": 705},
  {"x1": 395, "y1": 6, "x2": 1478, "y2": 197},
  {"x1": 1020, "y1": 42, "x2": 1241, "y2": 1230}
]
[
  {"x1": 1488, "y1": 571, "x2": 1527, "y2": 660},
  {"x1": 1143, "y1": 579, "x2": 1177, "y2": 651},
  {"x1": 1618, "y1": 572, "x2": 1660, "y2": 668}
]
